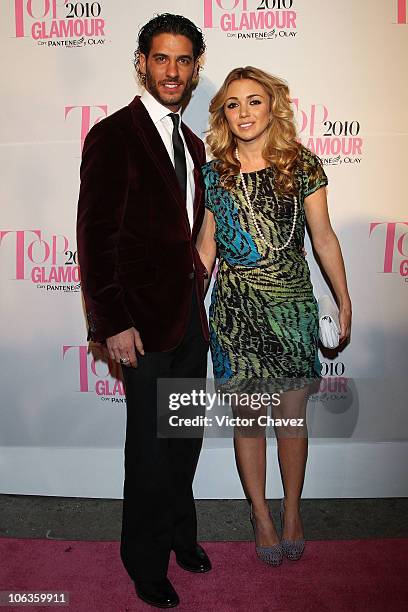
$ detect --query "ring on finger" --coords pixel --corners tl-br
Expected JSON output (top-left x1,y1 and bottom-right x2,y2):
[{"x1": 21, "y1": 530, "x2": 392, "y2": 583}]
[{"x1": 120, "y1": 357, "x2": 130, "y2": 364}]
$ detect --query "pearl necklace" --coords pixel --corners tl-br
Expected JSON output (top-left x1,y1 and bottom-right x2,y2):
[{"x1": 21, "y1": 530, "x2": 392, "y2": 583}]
[{"x1": 235, "y1": 148, "x2": 298, "y2": 252}]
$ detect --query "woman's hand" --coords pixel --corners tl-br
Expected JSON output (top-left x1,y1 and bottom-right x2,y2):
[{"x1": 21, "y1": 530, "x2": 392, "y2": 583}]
[
  {"x1": 196, "y1": 210, "x2": 217, "y2": 295},
  {"x1": 338, "y1": 300, "x2": 352, "y2": 343}
]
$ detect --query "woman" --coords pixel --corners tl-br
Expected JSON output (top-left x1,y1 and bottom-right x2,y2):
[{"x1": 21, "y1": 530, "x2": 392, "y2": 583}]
[{"x1": 196, "y1": 67, "x2": 352, "y2": 565}]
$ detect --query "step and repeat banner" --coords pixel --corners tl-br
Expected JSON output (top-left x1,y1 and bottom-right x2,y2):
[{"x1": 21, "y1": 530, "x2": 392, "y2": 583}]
[{"x1": 0, "y1": 1, "x2": 407, "y2": 498}]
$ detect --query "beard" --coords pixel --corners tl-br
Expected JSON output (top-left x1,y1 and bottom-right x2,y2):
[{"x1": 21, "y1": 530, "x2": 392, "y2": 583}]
[{"x1": 145, "y1": 68, "x2": 194, "y2": 109}]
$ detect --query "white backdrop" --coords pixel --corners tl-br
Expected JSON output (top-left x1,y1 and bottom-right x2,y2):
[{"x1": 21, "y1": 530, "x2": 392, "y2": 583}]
[{"x1": 0, "y1": 0, "x2": 407, "y2": 498}]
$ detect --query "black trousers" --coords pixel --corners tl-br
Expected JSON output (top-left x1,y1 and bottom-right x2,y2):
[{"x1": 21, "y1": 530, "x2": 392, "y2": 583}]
[{"x1": 120, "y1": 289, "x2": 209, "y2": 582}]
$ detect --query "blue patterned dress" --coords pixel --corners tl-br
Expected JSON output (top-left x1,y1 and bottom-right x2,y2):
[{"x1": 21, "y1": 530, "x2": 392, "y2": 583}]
[{"x1": 202, "y1": 148, "x2": 328, "y2": 392}]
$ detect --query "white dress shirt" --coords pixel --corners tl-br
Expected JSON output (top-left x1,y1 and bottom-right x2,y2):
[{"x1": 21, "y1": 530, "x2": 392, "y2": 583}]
[{"x1": 140, "y1": 89, "x2": 195, "y2": 230}]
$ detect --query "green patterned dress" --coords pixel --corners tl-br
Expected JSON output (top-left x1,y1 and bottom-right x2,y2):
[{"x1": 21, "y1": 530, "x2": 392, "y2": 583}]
[{"x1": 202, "y1": 148, "x2": 328, "y2": 392}]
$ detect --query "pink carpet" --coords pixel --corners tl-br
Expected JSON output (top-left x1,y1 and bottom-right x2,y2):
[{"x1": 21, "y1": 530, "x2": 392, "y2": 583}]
[{"x1": 1, "y1": 538, "x2": 407, "y2": 611}]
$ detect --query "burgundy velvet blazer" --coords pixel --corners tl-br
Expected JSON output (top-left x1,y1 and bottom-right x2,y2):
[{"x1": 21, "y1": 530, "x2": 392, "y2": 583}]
[{"x1": 76, "y1": 95, "x2": 209, "y2": 350}]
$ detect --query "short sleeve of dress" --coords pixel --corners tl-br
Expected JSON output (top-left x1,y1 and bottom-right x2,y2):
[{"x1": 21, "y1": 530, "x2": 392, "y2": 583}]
[
  {"x1": 202, "y1": 161, "x2": 220, "y2": 213},
  {"x1": 301, "y1": 148, "x2": 328, "y2": 198}
]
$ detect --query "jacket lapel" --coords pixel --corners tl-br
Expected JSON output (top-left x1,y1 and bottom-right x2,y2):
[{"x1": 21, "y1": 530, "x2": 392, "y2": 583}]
[
  {"x1": 181, "y1": 124, "x2": 204, "y2": 231},
  {"x1": 129, "y1": 97, "x2": 190, "y2": 234}
]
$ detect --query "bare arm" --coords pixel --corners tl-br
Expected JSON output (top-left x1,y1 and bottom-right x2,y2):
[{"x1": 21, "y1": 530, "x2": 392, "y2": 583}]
[
  {"x1": 304, "y1": 187, "x2": 352, "y2": 342},
  {"x1": 196, "y1": 209, "x2": 217, "y2": 295}
]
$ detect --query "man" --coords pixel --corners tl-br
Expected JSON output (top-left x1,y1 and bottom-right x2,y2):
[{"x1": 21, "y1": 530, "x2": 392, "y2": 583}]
[{"x1": 77, "y1": 14, "x2": 211, "y2": 609}]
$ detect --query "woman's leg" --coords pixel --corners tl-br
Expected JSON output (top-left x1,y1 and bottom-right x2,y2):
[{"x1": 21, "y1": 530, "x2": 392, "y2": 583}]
[
  {"x1": 274, "y1": 385, "x2": 310, "y2": 541},
  {"x1": 233, "y1": 431, "x2": 280, "y2": 546}
]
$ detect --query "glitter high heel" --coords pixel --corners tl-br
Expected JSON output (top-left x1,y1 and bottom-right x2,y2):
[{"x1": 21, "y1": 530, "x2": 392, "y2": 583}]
[
  {"x1": 280, "y1": 498, "x2": 305, "y2": 561},
  {"x1": 250, "y1": 504, "x2": 283, "y2": 566}
]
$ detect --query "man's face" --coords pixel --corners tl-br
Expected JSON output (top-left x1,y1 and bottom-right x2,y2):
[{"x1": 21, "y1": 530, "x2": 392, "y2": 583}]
[{"x1": 139, "y1": 33, "x2": 198, "y2": 111}]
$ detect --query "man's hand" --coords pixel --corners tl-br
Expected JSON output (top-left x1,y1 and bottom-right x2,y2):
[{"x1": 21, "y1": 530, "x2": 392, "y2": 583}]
[{"x1": 106, "y1": 327, "x2": 144, "y2": 368}]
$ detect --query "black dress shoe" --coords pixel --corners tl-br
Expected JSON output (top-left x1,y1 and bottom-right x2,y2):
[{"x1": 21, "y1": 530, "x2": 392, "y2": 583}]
[
  {"x1": 134, "y1": 577, "x2": 179, "y2": 608},
  {"x1": 175, "y1": 544, "x2": 212, "y2": 573}
]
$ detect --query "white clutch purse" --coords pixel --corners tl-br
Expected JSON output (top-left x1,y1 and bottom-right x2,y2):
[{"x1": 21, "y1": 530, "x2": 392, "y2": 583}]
[{"x1": 318, "y1": 294, "x2": 340, "y2": 349}]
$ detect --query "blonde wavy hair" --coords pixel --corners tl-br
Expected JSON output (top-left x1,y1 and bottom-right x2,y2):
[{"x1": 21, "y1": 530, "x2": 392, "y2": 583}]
[{"x1": 207, "y1": 66, "x2": 303, "y2": 194}]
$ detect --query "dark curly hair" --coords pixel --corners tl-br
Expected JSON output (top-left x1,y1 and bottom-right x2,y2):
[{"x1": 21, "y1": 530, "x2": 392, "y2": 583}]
[{"x1": 134, "y1": 13, "x2": 206, "y2": 86}]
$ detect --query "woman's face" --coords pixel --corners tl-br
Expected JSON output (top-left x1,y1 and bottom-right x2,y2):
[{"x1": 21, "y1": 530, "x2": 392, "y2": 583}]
[{"x1": 223, "y1": 78, "x2": 271, "y2": 146}]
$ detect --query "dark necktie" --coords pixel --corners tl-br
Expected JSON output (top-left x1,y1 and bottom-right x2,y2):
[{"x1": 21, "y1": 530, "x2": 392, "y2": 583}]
[{"x1": 169, "y1": 113, "x2": 187, "y2": 199}]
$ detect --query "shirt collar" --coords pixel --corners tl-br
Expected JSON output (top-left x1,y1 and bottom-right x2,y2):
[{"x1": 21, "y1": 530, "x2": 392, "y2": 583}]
[{"x1": 140, "y1": 89, "x2": 182, "y2": 125}]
